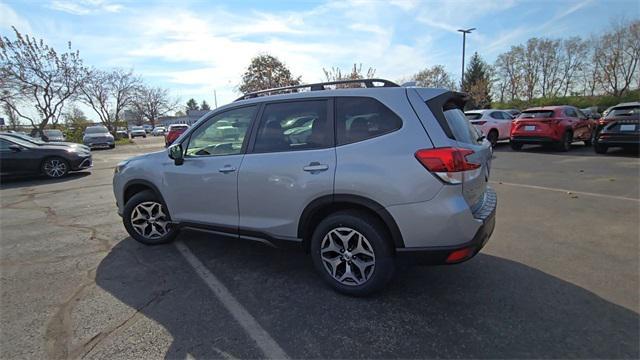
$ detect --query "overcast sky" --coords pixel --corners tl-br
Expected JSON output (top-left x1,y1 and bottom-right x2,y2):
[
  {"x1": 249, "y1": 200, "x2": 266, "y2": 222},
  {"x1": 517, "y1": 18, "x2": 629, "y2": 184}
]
[{"x1": 1, "y1": 0, "x2": 638, "y2": 110}]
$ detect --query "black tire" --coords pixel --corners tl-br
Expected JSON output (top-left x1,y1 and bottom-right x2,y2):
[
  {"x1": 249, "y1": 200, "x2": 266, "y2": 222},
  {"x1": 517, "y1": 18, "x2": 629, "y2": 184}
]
[
  {"x1": 594, "y1": 142, "x2": 608, "y2": 154},
  {"x1": 109, "y1": 144, "x2": 115, "y2": 149},
  {"x1": 143, "y1": 135, "x2": 147, "y2": 138},
  {"x1": 510, "y1": 142, "x2": 523, "y2": 151},
  {"x1": 123, "y1": 190, "x2": 178, "y2": 245},
  {"x1": 310, "y1": 210, "x2": 395, "y2": 296},
  {"x1": 41, "y1": 157, "x2": 69, "y2": 179},
  {"x1": 487, "y1": 130, "x2": 499, "y2": 147},
  {"x1": 556, "y1": 131, "x2": 572, "y2": 152}
]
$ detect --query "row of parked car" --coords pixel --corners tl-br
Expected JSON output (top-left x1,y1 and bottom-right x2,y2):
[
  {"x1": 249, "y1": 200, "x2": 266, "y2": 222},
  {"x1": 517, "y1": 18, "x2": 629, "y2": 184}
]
[{"x1": 465, "y1": 101, "x2": 639, "y2": 154}]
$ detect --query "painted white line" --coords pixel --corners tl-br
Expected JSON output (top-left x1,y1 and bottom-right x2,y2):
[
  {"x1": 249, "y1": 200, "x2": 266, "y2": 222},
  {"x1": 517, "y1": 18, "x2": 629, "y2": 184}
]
[
  {"x1": 175, "y1": 241, "x2": 289, "y2": 360},
  {"x1": 491, "y1": 181, "x2": 640, "y2": 202}
]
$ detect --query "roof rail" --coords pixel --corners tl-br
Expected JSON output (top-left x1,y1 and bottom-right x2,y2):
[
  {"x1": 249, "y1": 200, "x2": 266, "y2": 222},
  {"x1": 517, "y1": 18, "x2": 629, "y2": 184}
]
[{"x1": 234, "y1": 78, "x2": 399, "y2": 102}]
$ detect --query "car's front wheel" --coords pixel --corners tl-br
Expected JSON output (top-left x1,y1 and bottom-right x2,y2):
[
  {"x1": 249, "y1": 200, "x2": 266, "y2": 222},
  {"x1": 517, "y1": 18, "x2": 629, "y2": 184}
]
[
  {"x1": 123, "y1": 190, "x2": 178, "y2": 245},
  {"x1": 310, "y1": 210, "x2": 395, "y2": 296},
  {"x1": 41, "y1": 157, "x2": 69, "y2": 178},
  {"x1": 510, "y1": 142, "x2": 523, "y2": 151},
  {"x1": 594, "y1": 142, "x2": 608, "y2": 154}
]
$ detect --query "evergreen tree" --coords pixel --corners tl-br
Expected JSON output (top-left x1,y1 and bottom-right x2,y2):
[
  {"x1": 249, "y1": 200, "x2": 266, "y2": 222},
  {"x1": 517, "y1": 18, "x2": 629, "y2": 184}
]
[
  {"x1": 200, "y1": 100, "x2": 211, "y2": 110},
  {"x1": 186, "y1": 98, "x2": 199, "y2": 111},
  {"x1": 463, "y1": 52, "x2": 493, "y2": 109}
]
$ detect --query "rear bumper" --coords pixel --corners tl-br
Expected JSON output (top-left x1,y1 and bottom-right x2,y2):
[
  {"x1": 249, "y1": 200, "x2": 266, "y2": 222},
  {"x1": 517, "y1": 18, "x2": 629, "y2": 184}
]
[
  {"x1": 596, "y1": 133, "x2": 640, "y2": 146},
  {"x1": 395, "y1": 187, "x2": 497, "y2": 265},
  {"x1": 510, "y1": 135, "x2": 558, "y2": 144}
]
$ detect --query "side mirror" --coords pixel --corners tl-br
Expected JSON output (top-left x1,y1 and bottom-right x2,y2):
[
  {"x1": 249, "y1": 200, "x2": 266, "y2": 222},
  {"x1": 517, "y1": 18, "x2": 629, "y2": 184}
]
[
  {"x1": 168, "y1": 143, "x2": 184, "y2": 166},
  {"x1": 9, "y1": 144, "x2": 22, "y2": 152}
]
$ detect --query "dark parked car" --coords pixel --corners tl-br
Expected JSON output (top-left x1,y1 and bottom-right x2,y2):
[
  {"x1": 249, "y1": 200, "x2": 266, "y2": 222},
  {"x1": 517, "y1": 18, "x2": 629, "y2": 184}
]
[
  {"x1": 2, "y1": 131, "x2": 90, "y2": 152},
  {"x1": 0, "y1": 134, "x2": 92, "y2": 178},
  {"x1": 594, "y1": 102, "x2": 640, "y2": 154},
  {"x1": 32, "y1": 129, "x2": 66, "y2": 142},
  {"x1": 83, "y1": 126, "x2": 115, "y2": 149}
]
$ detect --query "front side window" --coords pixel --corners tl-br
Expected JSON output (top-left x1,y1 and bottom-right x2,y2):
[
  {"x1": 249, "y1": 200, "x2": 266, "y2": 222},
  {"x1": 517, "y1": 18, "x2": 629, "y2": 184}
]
[
  {"x1": 253, "y1": 100, "x2": 330, "y2": 153},
  {"x1": 186, "y1": 105, "x2": 257, "y2": 156},
  {"x1": 336, "y1": 97, "x2": 402, "y2": 146},
  {"x1": 564, "y1": 108, "x2": 578, "y2": 117}
]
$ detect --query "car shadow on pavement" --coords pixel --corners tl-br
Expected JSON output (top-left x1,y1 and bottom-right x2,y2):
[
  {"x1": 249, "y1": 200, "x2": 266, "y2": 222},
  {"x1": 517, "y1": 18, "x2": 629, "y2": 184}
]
[
  {"x1": 96, "y1": 234, "x2": 639, "y2": 359},
  {"x1": 0, "y1": 171, "x2": 91, "y2": 190}
]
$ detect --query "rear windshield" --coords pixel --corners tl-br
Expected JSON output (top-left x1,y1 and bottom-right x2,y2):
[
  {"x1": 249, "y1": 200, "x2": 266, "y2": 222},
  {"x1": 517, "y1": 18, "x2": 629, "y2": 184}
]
[
  {"x1": 519, "y1": 110, "x2": 554, "y2": 119},
  {"x1": 171, "y1": 125, "x2": 188, "y2": 131},
  {"x1": 44, "y1": 129, "x2": 63, "y2": 136},
  {"x1": 606, "y1": 106, "x2": 640, "y2": 118},
  {"x1": 465, "y1": 113, "x2": 483, "y2": 120},
  {"x1": 444, "y1": 108, "x2": 480, "y2": 144},
  {"x1": 85, "y1": 127, "x2": 108, "y2": 134}
]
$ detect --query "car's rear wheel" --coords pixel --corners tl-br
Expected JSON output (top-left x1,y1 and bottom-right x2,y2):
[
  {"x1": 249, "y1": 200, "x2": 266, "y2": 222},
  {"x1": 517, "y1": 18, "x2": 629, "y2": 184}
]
[
  {"x1": 594, "y1": 142, "x2": 608, "y2": 154},
  {"x1": 41, "y1": 157, "x2": 69, "y2": 178},
  {"x1": 123, "y1": 190, "x2": 178, "y2": 245},
  {"x1": 556, "y1": 131, "x2": 572, "y2": 152},
  {"x1": 487, "y1": 130, "x2": 498, "y2": 147},
  {"x1": 510, "y1": 142, "x2": 523, "y2": 151},
  {"x1": 310, "y1": 210, "x2": 394, "y2": 296}
]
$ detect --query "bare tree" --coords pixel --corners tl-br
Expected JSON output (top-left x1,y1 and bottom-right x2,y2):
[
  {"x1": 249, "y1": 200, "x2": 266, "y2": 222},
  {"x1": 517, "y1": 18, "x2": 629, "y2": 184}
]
[
  {"x1": 559, "y1": 37, "x2": 588, "y2": 96},
  {"x1": 132, "y1": 86, "x2": 178, "y2": 127},
  {"x1": 323, "y1": 64, "x2": 376, "y2": 88},
  {"x1": 520, "y1": 39, "x2": 541, "y2": 101},
  {"x1": 410, "y1": 65, "x2": 456, "y2": 90},
  {"x1": 495, "y1": 47, "x2": 523, "y2": 101},
  {"x1": 1, "y1": 100, "x2": 20, "y2": 130},
  {"x1": 537, "y1": 39, "x2": 562, "y2": 98},
  {"x1": 594, "y1": 20, "x2": 640, "y2": 96},
  {"x1": 0, "y1": 27, "x2": 88, "y2": 132},
  {"x1": 82, "y1": 68, "x2": 141, "y2": 134}
]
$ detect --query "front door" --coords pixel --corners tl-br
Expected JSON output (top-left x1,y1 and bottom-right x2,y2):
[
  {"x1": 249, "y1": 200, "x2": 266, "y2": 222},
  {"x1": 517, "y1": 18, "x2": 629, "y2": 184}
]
[
  {"x1": 238, "y1": 99, "x2": 335, "y2": 240},
  {"x1": 163, "y1": 105, "x2": 258, "y2": 230}
]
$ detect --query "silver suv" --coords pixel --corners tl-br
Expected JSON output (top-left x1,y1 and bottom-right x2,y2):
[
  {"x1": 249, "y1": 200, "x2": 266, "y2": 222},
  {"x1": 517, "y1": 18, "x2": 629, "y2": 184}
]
[{"x1": 113, "y1": 79, "x2": 497, "y2": 296}]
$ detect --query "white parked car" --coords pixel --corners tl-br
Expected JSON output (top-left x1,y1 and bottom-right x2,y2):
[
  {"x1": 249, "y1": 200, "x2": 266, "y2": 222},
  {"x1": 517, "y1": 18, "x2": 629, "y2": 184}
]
[
  {"x1": 152, "y1": 126, "x2": 166, "y2": 136},
  {"x1": 129, "y1": 126, "x2": 147, "y2": 138},
  {"x1": 464, "y1": 109, "x2": 514, "y2": 147}
]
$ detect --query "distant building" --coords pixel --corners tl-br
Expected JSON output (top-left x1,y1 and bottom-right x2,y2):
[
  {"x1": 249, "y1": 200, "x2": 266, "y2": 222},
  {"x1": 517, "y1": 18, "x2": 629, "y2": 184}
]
[{"x1": 157, "y1": 109, "x2": 209, "y2": 127}]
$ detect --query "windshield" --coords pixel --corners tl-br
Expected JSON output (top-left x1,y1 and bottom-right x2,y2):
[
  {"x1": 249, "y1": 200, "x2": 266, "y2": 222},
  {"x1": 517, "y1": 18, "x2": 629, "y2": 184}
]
[
  {"x1": 606, "y1": 106, "x2": 640, "y2": 118},
  {"x1": 85, "y1": 127, "x2": 108, "y2": 134},
  {"x1": 520, "y1": 110, "x2": 555, "y2": 119},
  {"x1": 132, "y1": 126, "x2": 144, "y2": 130},
  {"x1": 465, "y1": 113, "x2": 483, "y2": 120},
  {"x1": 44, "y1": 129, "x2": 63, "y2": 136}
]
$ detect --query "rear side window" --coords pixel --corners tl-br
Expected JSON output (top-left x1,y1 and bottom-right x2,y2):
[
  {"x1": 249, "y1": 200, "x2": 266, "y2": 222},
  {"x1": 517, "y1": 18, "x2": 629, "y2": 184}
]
[
  {"x1": 253, "y1": 100, "x2": 330, "y2": 153},
  {"x1": 444, "y1": 108, "x2": 480, "y2": 144},
  {"x1": 336, "y1": 97, "x2": 402, "y2": 146}
]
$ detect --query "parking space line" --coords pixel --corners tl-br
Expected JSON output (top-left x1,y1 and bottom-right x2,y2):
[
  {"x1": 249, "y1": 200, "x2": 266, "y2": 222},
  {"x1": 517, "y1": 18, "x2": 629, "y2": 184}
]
[
  {"x1": 175, "y1": 241, "x2": 289, "y2": 360},
  {"x1": 491, "y1": 181, "x2": 640, "y2": 202}
]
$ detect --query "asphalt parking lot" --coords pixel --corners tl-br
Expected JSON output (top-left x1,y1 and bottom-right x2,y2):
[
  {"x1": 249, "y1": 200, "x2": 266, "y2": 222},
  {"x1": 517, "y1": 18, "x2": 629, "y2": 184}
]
[{"x1": 1, "y1": 136, "x2": 638, "y2": 359}]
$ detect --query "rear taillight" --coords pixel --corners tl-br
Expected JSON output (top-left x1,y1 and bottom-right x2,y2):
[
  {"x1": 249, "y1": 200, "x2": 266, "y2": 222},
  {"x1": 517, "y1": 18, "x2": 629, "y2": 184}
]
[
  {"x1": 415, "y1": 147, "x2": 481, "y2": 184},
  {"x1": 472, "y1": 121, "x2": 487, "y2": 125}
]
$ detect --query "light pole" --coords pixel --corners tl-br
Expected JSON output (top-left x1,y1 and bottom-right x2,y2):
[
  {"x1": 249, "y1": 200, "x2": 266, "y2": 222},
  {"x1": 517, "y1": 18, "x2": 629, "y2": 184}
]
[{"x1": 457, "y1": 27, "x2": 475, "y2": 90}]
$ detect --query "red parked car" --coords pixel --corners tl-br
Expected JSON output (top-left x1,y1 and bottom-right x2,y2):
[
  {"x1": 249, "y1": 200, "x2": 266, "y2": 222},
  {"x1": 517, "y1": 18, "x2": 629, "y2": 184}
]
[
  {"x1": 510, "y1": 106, "x2": 594, "y2": 151},
  {"x1": 164, "y1": 124, "x2": 190, "y2": 147}
]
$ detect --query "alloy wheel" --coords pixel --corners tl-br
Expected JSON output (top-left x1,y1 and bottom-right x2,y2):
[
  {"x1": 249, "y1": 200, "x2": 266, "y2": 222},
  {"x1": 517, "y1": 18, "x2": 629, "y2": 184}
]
[
  {"x1": 320, "y1": 227, "x2": 375, "y2": 286},
  {"x1": 44, "y1": 159, "x2": 67, "y2": 178},
  {"x1": 130, "y1": 201, "x2": 170, "y2": 239}
]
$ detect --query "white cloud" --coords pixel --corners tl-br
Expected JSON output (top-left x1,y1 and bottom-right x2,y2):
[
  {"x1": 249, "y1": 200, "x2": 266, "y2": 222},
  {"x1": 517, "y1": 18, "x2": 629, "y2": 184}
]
[
  {"x1": 49, "y1": 0, "x2": 123, "y2": 15},
  {"x1": 0, "y1": 2, "x2": 32, "y2": 32}
]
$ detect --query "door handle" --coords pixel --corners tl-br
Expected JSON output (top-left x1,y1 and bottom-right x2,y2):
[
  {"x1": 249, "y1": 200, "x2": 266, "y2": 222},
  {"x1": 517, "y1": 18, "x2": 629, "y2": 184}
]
[
  {"x1": 218, "y1": 166, "x2": 236, "y2": 173},
  {"x1": 303, "y1": 162, "x2": 329, "y2": 172}
]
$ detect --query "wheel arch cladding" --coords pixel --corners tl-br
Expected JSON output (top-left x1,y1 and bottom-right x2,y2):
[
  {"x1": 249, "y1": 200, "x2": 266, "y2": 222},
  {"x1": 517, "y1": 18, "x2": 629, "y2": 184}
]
[
  {"x1": 298, "y1": 194, "x2": 405, "y2": 251},
  {"x1": 123, "y1": 180, "x2": 167, "y2": 208}
]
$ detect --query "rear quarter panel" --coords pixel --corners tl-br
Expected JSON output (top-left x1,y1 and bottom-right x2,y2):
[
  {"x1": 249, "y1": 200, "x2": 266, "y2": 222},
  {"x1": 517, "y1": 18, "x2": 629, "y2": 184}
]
[{"x1": 334, "y1": 91, "x2": 443, "y2": 207}]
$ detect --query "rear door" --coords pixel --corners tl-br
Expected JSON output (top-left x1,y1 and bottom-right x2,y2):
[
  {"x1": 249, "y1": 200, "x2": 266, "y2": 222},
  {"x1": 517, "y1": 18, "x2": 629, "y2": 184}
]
[
  {"x1": 409, "y1": 89, "x2": 492, "y2": 211},
  {"x1": 238, "y1": 99, "x2": 335, "y2": 240}
]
